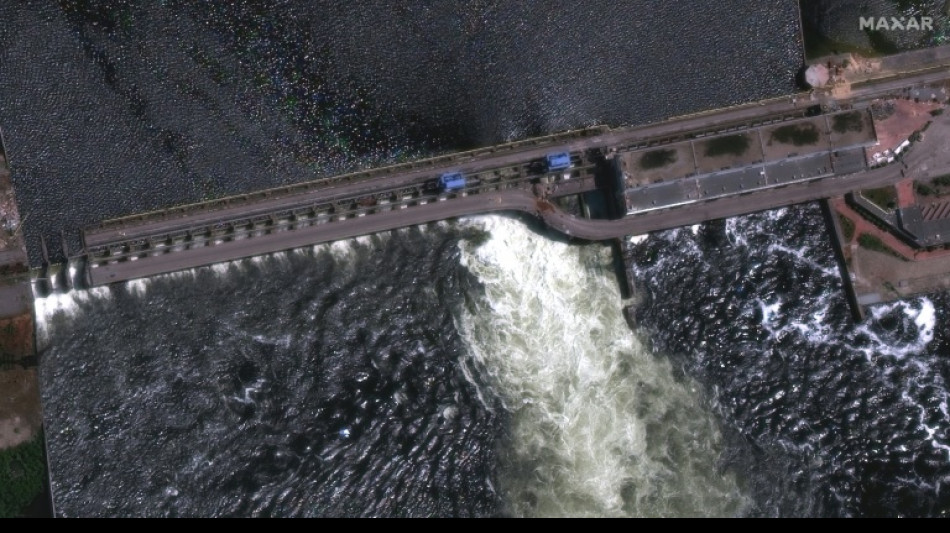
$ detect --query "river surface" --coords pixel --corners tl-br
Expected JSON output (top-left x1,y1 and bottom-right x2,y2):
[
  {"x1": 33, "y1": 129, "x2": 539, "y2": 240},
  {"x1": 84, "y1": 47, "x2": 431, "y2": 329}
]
[
  {"x1": 0, "y1": 0, "x2": 802, "y2": 265},
  {"x1": 629, "y1": 208, "x2": 950, "y2": 517},
  {"x1": 6, "y1": 0, "x2": 950, "y2": 518}
]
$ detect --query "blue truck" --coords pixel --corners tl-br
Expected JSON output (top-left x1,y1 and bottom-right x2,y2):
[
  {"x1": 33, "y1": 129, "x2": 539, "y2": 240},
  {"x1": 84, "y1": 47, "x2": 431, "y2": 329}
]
[
  {"x1": 545, "y1": 151, "x2": 572, "y2": 172},
  {"x1": 437, "y1": 172, "x2": 467, "y2": 191}
]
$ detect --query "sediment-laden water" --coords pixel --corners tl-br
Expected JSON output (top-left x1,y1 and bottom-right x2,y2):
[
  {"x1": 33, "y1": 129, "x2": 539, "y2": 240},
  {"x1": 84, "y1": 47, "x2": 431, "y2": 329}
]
[
  {"x1": 37, "y1": 217, "x2": 755, "y2": 517},
  {"x1": 455, "y1": 216, "x2": 749, "y2": 517}
]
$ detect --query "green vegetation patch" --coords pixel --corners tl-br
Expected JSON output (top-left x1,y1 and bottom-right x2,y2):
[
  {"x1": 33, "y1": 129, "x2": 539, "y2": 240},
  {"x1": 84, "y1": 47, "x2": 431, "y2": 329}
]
[
  {"x1": 861, "y1": 186, "x2": 898, "y2": 211},
  {"x1": 893, "y1": 0, "x2": 928, "y2": 9},
  {"x1": 799, "y1": 6, "x2": 879, "y2": 60},
  {"x1": 919, "y1": 174, "x2": 950, "y2": 197},
  {"x1": 803, "y1": 34, "x2": 878, "y2": 61},
  {"x1": 0, "y1": 434, "x2": 45, "y2": 518},
  {"x1": 837, "y1": 214, "x2": 856, "y2": 241},
  {"x1": 771, "y1": 123, "x2": 820, "y2": 146},
  {"x1": 832, "y1": 112, "x2": 865, "y2": 134},
  {"x1": 863, "y1": 29, "x2": 900, "y2": 56},
  {"x1": 703, "y1": 134, "x2": 751, "y2": 158},
  {"x1": 930, "y1": 108, "x2": 945, "y2": 117},
  {"x1": 858, "y1": 233, "x2": 906, "y2": 261},
  {"x1": 639, "y1": 149, "x2": 677, "y2": 170},
  {"x1": 916, "y1": 181, "x2": 935, "y2": 197}
]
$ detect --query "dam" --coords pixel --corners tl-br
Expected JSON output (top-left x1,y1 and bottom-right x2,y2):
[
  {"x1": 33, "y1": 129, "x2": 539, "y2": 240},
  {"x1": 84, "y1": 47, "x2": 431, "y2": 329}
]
[{"x1": 7, "y1": 45, "x2": 950, "y2": 322}]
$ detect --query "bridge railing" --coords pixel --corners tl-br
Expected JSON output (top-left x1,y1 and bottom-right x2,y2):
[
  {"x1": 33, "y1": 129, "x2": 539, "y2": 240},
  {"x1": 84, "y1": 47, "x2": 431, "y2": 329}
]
[
  {"x1": 84, "y1": 159, "x2": 600, "y2": 266},
  {"x1": 89, "y1": 125, "x2": 610, "y2": 233}
]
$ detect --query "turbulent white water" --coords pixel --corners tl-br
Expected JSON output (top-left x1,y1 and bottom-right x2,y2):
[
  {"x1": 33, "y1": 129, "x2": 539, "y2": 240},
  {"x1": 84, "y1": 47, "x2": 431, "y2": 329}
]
[
  {"x1": 32, "y1": 230, "x2": 412, "y2": 350},
  {"x1": 455, "y1": 215, "x2": 750, "y2": 517},
  {"x1": 33, "y1": 209, "x2": 950, "y2": 517},
  {"x1": 630, "y1": 206, "x2": 950, "y2": 516},
  {"x1": 33, "y1": 285, "x2": 109, "y2": 351}
]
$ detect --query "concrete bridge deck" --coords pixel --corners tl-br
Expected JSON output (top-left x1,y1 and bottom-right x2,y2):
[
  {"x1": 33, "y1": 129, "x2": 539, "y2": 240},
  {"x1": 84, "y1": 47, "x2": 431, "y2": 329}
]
[{"x1": 70, "y1": 51, "x2": 950, "y2": 288}]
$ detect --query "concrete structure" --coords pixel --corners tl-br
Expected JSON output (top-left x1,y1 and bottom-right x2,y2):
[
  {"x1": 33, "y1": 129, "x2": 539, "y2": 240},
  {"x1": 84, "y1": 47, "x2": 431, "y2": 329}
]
[
  {"x1": 15, "y1": 44, "x2": 950, "y2": 324},
  {"x1": 618, "y1": 109, "x2": 877, "y2": 214}
]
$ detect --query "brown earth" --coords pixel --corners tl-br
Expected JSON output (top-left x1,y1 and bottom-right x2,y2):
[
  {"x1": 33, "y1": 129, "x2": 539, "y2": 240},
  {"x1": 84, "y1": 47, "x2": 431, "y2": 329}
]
[
  {"x1": 869, "y1": 98, "x2": 943, "y2": 165},
  {"x1": 0, "y1": 313, "x2": 34, "y2": 361},
  {"x1": 0, "y1": 367, "x2": 42, "y2": 449},
  {"x1": 0, "y1": 155, "x2": 21, "y2": 252}
]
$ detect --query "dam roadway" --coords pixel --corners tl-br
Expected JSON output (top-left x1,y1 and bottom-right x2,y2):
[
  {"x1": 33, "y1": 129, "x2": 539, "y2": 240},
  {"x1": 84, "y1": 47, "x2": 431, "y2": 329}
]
[
  {"x1": 83, "y1": 85, "x2": 829, "y2": 250},
  {"x1": 85, "y1": 135, "x2": 945, "y2": 286},
  {"x1": 74, "y1": 50, "x2": 950, "y2": 288}
]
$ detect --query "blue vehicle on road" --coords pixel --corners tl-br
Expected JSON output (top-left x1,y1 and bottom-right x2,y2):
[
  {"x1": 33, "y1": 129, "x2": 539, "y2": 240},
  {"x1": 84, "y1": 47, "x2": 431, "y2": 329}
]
[
  {"x1": 437, "y1": 172, "x2": 466, "y2": 191},
  {"x1": 545, "y1": 151, "x2": 572, "y2": 172}
]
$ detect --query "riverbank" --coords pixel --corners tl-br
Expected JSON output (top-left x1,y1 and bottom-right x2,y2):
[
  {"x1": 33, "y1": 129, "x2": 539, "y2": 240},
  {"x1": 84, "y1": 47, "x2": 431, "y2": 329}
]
[{"x1": 0, "y1": 139, "x2": 48, "y2": 517}]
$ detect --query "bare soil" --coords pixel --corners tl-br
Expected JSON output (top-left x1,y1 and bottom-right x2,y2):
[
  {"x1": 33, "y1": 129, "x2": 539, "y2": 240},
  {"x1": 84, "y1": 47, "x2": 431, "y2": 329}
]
[
  {"x1": 0, "y1": 366, "x2": 42, "y2": 450},
  {"x1": 0, "y1": 156, "x2": 21, "y2": 252},
  {"x1": 869, "y1": 98, "x2": 943, "y2": 164},
  {"x1": 0, "y1": 314, "x2": 34, "y2": 361}
]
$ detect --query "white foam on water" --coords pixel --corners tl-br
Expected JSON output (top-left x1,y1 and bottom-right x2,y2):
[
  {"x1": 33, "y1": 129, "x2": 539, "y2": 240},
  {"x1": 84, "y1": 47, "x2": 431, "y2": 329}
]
[
  {"x1": 767, "y1": 243, "x2": 838, "y2": 279},
  {"x1": 756, "y1": 298, "x2": 783, "y2": 336},
  {"x1": 34, "y1": 290, "x2": 87, "y2": 349},
  {"x1": 634, "y1": 209, "x2": 950, "y2": 509},
  {"x1": 907, "y1": 298, "x2": 935, "y2": 345},
  {"x1": 251, "y1": 333, "x2": 292, "y2": 349},
  {"x1": 33, "y1": 290, "x2": 81, "y2": 323},
  {"x1": 903, "y1": 390, "x2": 950, "y2": 462},
  {"x1": 33, "y1": 280, "x2": 121, "y2": 350},
  {"x1": 125, "y1": 278, "x2": 150, "y2": 298},
  {"x1": 210, "y1": 262, "x2": 231, "y2": 276},
  {"x1": 37, "y1": 228, "x2": 406, "y2": 346},
  {"x1": 754, "y1": 292, "x2": 936, "y2": 362},
  {"x1": 164, "y1": 267, "x2": 199, "y2": 282},
  {"x1": 629, "y1": 227, "x2": 705, "y2": 277},
  {"x1": 719, "y1": 211, "x2": 938, "y2": 361},
  {"x1": 273, "y1": 250, "x2": 292, "y2": 266},
  {"x1": 724, "y1": 218, "x2": 748, "y2": 248},
  {"x1": 856, "y1": 298, "x2": 937, "y2": 361},
  {"x1": 329, "y1": 239, "x2": 357, "y2": 259},
  {"x1": 455, "y1": 214, "x2": 750, "y2": 517},
  {"x1": 789, "y1": 295, "x2": 836, "y2": 345},
  {"x1": 233, "y1": 377, "x2": 265, "y2": 406}
]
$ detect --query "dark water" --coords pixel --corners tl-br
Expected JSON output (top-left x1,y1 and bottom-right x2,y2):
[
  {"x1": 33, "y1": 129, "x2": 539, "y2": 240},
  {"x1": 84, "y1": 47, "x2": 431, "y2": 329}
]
[
  {"x1": 630, "y1": 206, "x2": 950, "y2": 517},
  {"x1": 0, "y1": 1, "x2": 802, "y2": 265},
  {"x1": 803, "y1": 0, "x2": 950, "y2": 52},
  {"x1": 39, "y1": 227, "x2": 506, "y2": 517},
  {"x1": 15, "y1": 0, "x2": 946, "y2": 518}
]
